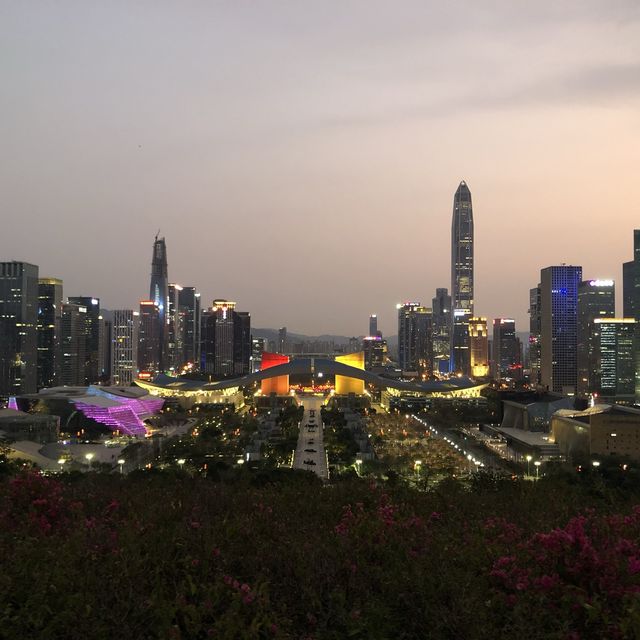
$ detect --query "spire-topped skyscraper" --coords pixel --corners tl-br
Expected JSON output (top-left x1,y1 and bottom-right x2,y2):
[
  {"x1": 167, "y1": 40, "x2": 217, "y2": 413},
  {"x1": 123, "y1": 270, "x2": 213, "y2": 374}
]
[
  {"x1": 450, "y1": 181, "x2": 474, "y2": 374},
  {"x1": 149, "y1": 234, "x2": 169, "y2": 372}
]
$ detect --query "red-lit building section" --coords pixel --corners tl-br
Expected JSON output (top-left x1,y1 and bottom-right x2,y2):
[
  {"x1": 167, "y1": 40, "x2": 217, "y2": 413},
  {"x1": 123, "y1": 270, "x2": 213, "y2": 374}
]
[{"x1": 260, "y1": 352, "x2": 290, "y2": 395}]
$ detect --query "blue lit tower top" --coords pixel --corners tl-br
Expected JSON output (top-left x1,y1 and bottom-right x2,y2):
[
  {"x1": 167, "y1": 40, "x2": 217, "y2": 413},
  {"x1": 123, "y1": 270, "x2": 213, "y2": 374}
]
[
  {"x1": 451, "y1": 181, "x2": 474, "y2": 314},
  {"x1": 149, "y1": 234, "x2": 169, "y2": 371}
]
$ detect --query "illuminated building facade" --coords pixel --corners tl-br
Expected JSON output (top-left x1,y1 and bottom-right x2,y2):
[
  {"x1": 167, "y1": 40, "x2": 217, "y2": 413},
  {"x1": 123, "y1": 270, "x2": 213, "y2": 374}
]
[
  {"x1": 178, "y1": 286, "x2": 201, "y2": 369},
  {"x1": 593, "y1": 318, "x2": 636, "y2": 403},
  {"x1": 111, "y1": 310, "x2": 139, "y2": 386},
  {"x1": 167, "y1": 283, "x2": 183, "y2": 372},
  {"x1": 576, "y1": 279, "x2": 615, "y2": 397},
  {"x1": 362, "y1": 335, "x2": 386, "y2": 370},
  {"x1": 469, "y1": 317, "x2": 489, "y2": 377},
  {"x1": 369, "y1": 314, "x2": 378, "y2": 337},
  {"x1": 233, "y1": 311, "x2": 251, "y2": 375},
  {"x1": 260, "y1": 351, "x2": 290, "y2": 395},
  {"x1": 540, "y1": 265, "x2": 582, "y2": 394},
  {"x1": 492, "y1": 318, "x2": 520, "y2": 380},
  {"x1": 451, "y1": 181, "x2": 474, "y2": 375},
  {"x1": 149, "y1": 235, "x2": 169, "y2": 372},
  {"x1": 138, "y1": 301, "x2": 161, "y2": 377},
  {"x1": 201, "y1": 300, "x2": 250, "y2": 377},
  {"x1": 0, "y1": 262, "x2": 39, "y2": 396},
  {"x1": 37, "y1": 278, "x2": 63, "y2": 389},
  {"x1": 335, "y1": 352, "x2": 365, "y2": 395}
]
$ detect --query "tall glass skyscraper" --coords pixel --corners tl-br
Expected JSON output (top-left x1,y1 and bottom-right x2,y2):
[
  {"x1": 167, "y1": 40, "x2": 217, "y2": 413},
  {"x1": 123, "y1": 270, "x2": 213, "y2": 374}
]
[
  {"x1": 149, "y1": 235, "x2": 169, "y2": 371},
  {"x1": 540, "y1": 265, "x2": 582, "y2": 394},
  {"x1": 451, "y1": 181, "x2": 474, "y2": 374}
]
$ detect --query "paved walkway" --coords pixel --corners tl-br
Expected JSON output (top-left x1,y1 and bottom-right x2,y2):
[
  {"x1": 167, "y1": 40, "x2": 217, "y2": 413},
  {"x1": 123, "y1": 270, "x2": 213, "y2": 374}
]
[{"x1": 293, "y1": 396, "x2": 329, "y2": 481}]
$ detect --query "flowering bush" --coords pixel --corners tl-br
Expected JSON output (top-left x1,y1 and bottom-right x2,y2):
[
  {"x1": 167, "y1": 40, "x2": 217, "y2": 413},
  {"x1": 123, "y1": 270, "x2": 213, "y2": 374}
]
[{"x1": 1, "y1": 470, "x2": 640, "y2": 639}]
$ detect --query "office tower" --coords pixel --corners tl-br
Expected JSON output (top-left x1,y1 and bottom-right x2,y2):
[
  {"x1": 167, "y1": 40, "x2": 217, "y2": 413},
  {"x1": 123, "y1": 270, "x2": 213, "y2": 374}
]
[
  {"x1": 576, "y1": 280, "x2": 615, "y2": 397},
  {"x1": 469, "y1": 317, "x2": 489, "y2": 377},
  {"x1": 278, "y1": 327, "x2": 287, "y2": 354},
  {"x1": 138, "y1": 301, "x2": 161, "y2": 377},
  {"x1": 623, "y1": 261, "x2": 635, "y2": 318},
  {"x1": 149, "y1": 235, "x2": 169, "y2": 371},
  {"x1": 432, "y1": 288, "x2": 451, "y2": 374},
  {"x1": 68, "y1": 296, "x2": 101, "y2": 385},
  {"x1": 37, "y1": 278, "x2": 63, "y2": 389},
  {"x1": 233, "y1": 311, "x2": 251, "y2": 375},
  {"x1": 540, "y1": 265, "x2": 582, "y2": 394},
  {"x1": 369, "y1": 314, "x2": 378, "y2": 337},
  {"x1": 178, "y1": 287, "x2": 201, "y2": 369},
  {"x1": 111, "y1": 310, "x2": 139, "y2": 385},
  {"x1": 167, "y1": 283, "x2": 183, "y2": 372},
  {"x1": 397, "y1": 303, "x2": 431, "y2": 374},
  {"x1": 0, "y1": 262, "x2": 39, "y2": 396},
  {"x1": 60, "y1": 302, "x2": 87, "y2": 386},
  {"x1": 492, "y1": 318, "x2": 520, "y2": 380},
  {"x1": 362, "y1": 335, "x2": 386, "y2": 370},
  {"x1": 451, "y1": 181, "x2": 474, "y2": 375},
  {"x1": 529, "y1": 286, "x2": 542, "y2": 386},
  {"x1": 592, "y1": 318, "x2": 636, "y2": 403},
  {"x1": 201, "y1": 300, "x2": 246, "y2": 377}
]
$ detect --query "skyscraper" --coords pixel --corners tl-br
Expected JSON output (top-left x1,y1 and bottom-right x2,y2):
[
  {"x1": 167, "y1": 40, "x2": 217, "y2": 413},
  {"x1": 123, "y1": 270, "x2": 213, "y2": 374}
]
[
  {"x1": 576, "y1": 279, "x2": 615, "y2": 398},
  {"x1": 37, "y1": 278, "x2": 63, "y2": 389},
  {"x1": 233, "y1": 311, "x2": 251, "y2": 375},
  {"x1": 138, "y1": 301, "x2": 161, "y2": 377},
  {"x1": 149, "y1": 235, "x2": 169, "y2": 371},
  {"x1": 492, "y1": 318, "x2": 520, "y2": 380},
  {"x1": 178, "y1": 286, "x2": 201, "y2": 369},
  {"x1": 593, "y1": 318, "x2": 636, "y2": 404},
  {"x1": 451, "y1": 181, "x2": 474, "y2": 375},
  {"x1": 201, "y1": 300, "x2": 249, "y2": 377},
  {"x1": 68, "y1": 296, "x2": 102, "y2": 385},
  {"x1": 432, "y1": 288, "x2": 451, "y2": 374},
  {"x1": 369, "y1": 314, "x2": 378, "y2": 337},
  {"x1": 0, "y1": 262, "x2": 39, "y2": 396},
  {"x1": 540, "y1": 265, "x2": 582, "y2": 394},
  {"x1": 469, "y1": 317, "x2": 489, "y2": 377},
  {"x1": 111, "y1": 310, "x2": 139, "y2": 385},
  {"x1": 529, "y1": 286, "x2": 542, "y2": 386},
  {"x1": 397, "y1": 303, "x2": 431, "y2": 374},
  {"x1": 60, "y1": 302, "x2": 87, "y2": 386},
  {"x1": 167, "y1": 283, "x2": 183, "y2": 372}
]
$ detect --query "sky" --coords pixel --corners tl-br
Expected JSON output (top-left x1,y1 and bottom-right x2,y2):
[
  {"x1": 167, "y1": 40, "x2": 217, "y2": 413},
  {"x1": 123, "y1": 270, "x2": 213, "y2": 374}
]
[{"x1": 1, "y1": 1, "x2": 639, "y2": 336}]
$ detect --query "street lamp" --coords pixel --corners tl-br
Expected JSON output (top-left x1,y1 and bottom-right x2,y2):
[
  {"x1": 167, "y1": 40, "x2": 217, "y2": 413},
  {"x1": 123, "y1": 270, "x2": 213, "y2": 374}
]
[
  {"x1": 355, "y1": 459, "x2": 363, "y2": 475},
  {"x1": 57, "y1": 458, "x2": 66, "y2": 471},
  {"x1": 414, "y1": 460, "x2": 422, "y2": 477},
  {"x1": 534, "y1": 460, "x2": 541, "y2": 479},
  {"x1": 117, "y1": 459, "x2": 125, "y2": 475},
  {"x1": 177, "y1": 458, "x2": 186, "y2": 467},
  {"x1": 592, "y1": 460, "x2": 601, "y2": 468},
  {"x1": 525, "y1": 454, "x2": 532, "y2": 478},
  {"x1": 85, "y1": 452, "x2": 94, "y2": 468}
]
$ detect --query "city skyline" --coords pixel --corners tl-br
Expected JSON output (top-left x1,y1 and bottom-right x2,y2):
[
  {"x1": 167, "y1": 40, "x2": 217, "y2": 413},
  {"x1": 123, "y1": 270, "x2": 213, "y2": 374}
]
[{"x1": 2, "y1": 2, "x2": 639, "y2": 335}]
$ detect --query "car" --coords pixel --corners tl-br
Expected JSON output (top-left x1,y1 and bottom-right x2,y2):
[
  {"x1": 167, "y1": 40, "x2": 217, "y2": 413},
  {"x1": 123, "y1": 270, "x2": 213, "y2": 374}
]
[
  {"x1": 304, "y1": 459, "x2": 316, "y2": 466},
  {"x1": 304, "y1": 448, "x2": 317, "y2": 453},
  {"x1": 307, "y1": 440, "x2": 315, "y2": 445}
]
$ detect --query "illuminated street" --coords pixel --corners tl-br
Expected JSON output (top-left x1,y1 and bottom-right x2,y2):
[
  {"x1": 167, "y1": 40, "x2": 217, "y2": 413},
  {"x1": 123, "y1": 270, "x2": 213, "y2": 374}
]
[{"x1": 293, "y1": 395, "x2": 329, "y2": 481}]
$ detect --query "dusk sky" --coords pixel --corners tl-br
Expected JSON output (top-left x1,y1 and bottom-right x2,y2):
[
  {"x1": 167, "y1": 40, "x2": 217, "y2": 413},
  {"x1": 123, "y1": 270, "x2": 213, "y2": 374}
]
[{"x1": 2, "y1": 1, "x2": 639, "y2": 336}]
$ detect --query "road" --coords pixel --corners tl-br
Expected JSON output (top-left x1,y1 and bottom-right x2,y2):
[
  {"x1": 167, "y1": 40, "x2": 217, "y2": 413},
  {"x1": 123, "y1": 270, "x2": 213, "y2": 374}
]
[{"x1": 293, "y1": 396, "x2": 329, "y2": 481}]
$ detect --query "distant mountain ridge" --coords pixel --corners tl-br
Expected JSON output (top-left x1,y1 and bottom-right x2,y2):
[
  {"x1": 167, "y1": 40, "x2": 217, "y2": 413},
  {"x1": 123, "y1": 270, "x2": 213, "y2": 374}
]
[{"x1": 252, "y1": 328, "x2": 399, "y2": 351}]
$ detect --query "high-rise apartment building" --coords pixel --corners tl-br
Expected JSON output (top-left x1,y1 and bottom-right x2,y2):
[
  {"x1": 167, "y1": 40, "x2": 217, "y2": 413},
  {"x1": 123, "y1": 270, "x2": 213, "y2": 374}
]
[
  {"x1": 469, "y1": 317, "x2": 489, "y2": 377},
  {"x1": 0, "y1": 262, "x2": 39, "y2": 396},
  {"x1": 432, "y1": 288, "x2": 451, "y2": 374},
  {"x1": 37, "y1": 278, "x2": 63, "y2": 389},
  {"x1": 278, "y1": 327, "x2": 287, "y2": 354},
  {"x1": 233, "y1": 311, "x2": 251, "y2": 375},
  {"x1": 593, "y1": 318, "x2": 636, "y2": 404},
  {"x1": 492, "y1": 318, "x2": 520, "y2": 380},
  {"x1": 451, "y1": 181, "x2": 474, "y2": 375},
  {"x1": 138, "y1": 301, "x2": 161, "y2": 377},
  {"x1": 167, "y1": 283, "x2": 183, "y2": 372},
  {"x1": 540, "y1": 265, "x2": 582, "y2": 394},
  {"x1": 576, "y1": 280, "x2": 615, "y2": 398},
  {"x1": 111, "y1": 310, "x2": 139, "y2": 385},
  {"x1": 149, "y1": 235, "x2": 169, "y2": 372}
]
